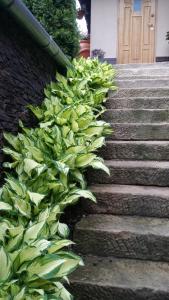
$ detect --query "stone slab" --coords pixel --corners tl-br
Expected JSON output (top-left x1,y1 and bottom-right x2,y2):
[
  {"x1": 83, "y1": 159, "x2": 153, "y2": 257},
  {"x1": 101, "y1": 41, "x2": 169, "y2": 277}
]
[
  {"x1": 70, "y1": 256, "x2": 169, "y2": 300},
  {"x1": 83, "y1": 184, "x2": 169, "y2": 217},
  {"x1": 74, "y1": 214, "x2": 169, "y2": 261}
]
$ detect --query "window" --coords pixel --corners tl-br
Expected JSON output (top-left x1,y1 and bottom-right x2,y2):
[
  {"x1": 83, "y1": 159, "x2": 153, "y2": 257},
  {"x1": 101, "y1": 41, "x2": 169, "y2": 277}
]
[{"x1": 133, "y1": 0, "x2": 142, "y2": 12}]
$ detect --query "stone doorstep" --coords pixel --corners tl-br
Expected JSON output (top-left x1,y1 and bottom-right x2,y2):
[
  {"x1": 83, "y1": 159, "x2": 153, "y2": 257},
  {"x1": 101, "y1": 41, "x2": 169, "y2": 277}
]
[
  {"x1": 83, "y1": 184, "x2": 169, "y2": 217},
  {"x1": 100, "y1": 140, "x2": 169, "y2": 160},
  {"x1": 74, "y1": 214, "x2": 169, "y2": 261},
  {"x1": 70, "y1": 256, "x2": 169, "y2": 300}
]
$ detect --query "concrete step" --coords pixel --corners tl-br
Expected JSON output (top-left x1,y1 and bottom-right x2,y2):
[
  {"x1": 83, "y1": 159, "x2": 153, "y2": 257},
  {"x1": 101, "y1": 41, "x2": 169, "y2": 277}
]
[
  {"x1": 106, "y1": 97, "x2": 169, "y2": 109},
  {"x1": 83, "y1": 184, "x2": 169, "y2": 217},
  {"x1": 116, "y1": 79, "x2": 169, "y2": 88},
  {"x1": 89, "y1": 160, "x2": 169, "y2": 186},
  {"x1": 70, "y1": 256, "x2": 169, "y2": 300},
  {"x1": 74, "y1": 214, "x2": 169, "y2": 261},
  {"x1": 110, "y1": 123, "x2": 169, "y2": 140},
  {"x1": 100, "y1": 141, "x2": 169, "y2": 160},
  {"x1": 104, "y1": 109, "x2": 169, "y2": 123},
  {"x1": 110, "y1": 88, "x2": 169, "y2": 98}
]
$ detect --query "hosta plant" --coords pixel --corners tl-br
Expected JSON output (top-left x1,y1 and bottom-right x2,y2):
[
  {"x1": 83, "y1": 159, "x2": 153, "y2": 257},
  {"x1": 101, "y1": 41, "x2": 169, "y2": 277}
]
[{"x1": 0, "y1": 57, "x2": 116, "y2": 299}]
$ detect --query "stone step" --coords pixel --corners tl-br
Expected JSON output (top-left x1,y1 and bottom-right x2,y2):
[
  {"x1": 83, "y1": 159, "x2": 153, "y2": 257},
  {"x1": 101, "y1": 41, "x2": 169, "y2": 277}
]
[
  {"x1": 70, "y1": 256, "x2": 169, "y2": 300},
  {"x1": 117, "y1": 68, "x2": 169, "y2": 77},
  {"x1": 83, "y1": 184, "x2": 169, "y2": 217},
  {"x1": 115, "y1": 62, "x2": 169, "y2": 69},
  {"x1": 104, "y1": 109, "x2": 169, "y2": 123},
  {"x1": 116, "y1": 79, "x2": 169, "y2": 88},
  {"x1": 101, "y1": 141, "x2": 169, "y2": 160},
  {"x1": 110, "y1": 88, "x2": 169, "y2": 98},
  {"x1": 89, "y1": 160, "x2": 169, "y2": 186},
  {"x1": 74, "y1": 214, "x2": 169, "y2": 261},
  {"x1": 106, "y1": 97, "x2": 169, "y2": 109},
  {"x1": 110, "y1": 123, "x2": 169, "y2": 140},
  {"x1": 117, "y1": 75, "x2": 169, "y2": 80}
]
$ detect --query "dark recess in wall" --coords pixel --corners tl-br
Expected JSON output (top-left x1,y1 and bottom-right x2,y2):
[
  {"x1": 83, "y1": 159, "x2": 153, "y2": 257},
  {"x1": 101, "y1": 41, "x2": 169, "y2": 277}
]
[{"x1": 0, "y1": 9, "x2": 57, "y2": 182}]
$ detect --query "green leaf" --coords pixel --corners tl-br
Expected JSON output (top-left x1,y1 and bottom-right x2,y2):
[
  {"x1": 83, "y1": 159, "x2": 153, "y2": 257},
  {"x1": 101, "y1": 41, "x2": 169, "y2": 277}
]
[
  {"x1": 14, "y1": 198, "x2": 31, "y2": 218},
  {"x1": 24, "y1": 221, "x2": 45, "y2": 243},
  {"x1": 75, "y1": 189, "x2": 96, "y2": 202},
  {"x1": 76, "y1": 154, "x2": 96, "y2": 168},
  {"x1": 27, "y1": 254, "x2": 65, "y2": 281},
  {"x1": 58, "y1": 223, "x2": 70, "y2": 239},
  {"x1": 48, "y1": 240, "x2": 74, "y2": 254},
  {"x1": 0, "y1": 202, "x2": 12, "y2": 211},
  {"x1": 88, "y1": 137, "x2": 105, "y2": 151},
  {"x1": 24, "y1": 159, "x2": 41, "y2": 176},
  {"x1": 28, "y1": 191, "x2": 46, "y2": 206},
  {"x1": 0, "y1": 246, "x2": 11, "y2": 282},
  {"x1": 13, "y1": 288, "x2": 26, "y2": 300},
  {"x1": 90, "y1": 159, "x2": 110, "y2": 175}
]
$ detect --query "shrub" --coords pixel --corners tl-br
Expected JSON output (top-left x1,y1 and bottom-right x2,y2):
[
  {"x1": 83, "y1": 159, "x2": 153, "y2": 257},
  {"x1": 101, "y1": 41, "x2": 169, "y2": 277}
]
[
  {"x1": 0, "y1": 57, "x2": 116, "y2": 299},
  {"x1": 23, "y1": 0, "x2": 80, "y2": 58}
]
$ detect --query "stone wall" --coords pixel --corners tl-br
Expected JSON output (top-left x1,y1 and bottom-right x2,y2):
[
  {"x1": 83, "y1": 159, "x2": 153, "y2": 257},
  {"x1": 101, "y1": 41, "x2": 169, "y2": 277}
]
[{"x1": 0, "y1": 9, "x2": 57, "y2": 179}]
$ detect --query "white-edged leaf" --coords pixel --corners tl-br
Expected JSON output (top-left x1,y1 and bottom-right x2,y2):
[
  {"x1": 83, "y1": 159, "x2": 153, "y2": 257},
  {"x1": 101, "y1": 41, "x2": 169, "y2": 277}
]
[
  {"x1": 28, "y1": 191, "x2": 46, "y2": 206},
  {"x1": 58, "y1": 223, "x2": 70, "y2": 239},
  {"x1": 91, "y1": 159, "x2": 110, "y2": 175},
  {"x1": 0, "y1": 246, "x2": 11, "y2": 282},
  {"x1": 24, "y1": 159, "x2": 41, "y2": 176},
  {"x1": 48, "y1": 240, "x2": 74, "y2": 254},
  {"x1": 0, "y1": 202, "x2": 12, "y2": 211},
  {"x1": 76, "y1": 154, "x2": 96, "y2": 168},
  {"x1": 75, "y1": 189, "x2": 96, "y2": 202}
]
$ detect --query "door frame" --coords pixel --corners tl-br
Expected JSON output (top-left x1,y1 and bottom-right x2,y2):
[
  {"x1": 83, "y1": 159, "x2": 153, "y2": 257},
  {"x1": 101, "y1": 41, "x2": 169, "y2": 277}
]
[{"x1": 117, "y1": 0, "x2": 157, "y2": 64}]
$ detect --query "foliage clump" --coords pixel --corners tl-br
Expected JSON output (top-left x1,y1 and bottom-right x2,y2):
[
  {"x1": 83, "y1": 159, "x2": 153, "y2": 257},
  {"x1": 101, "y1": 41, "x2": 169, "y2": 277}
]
[
  {"x1": 23, "y1": 0, "x2": 80, "y2": 58},
  {"x1": 0, "y1": 57, "x2": 116, "y2": 299}
]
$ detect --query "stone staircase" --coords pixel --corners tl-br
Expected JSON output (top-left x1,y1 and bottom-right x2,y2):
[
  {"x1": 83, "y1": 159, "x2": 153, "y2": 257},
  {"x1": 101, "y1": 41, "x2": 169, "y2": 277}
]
[{"x1": 70, "y1": 63, "x2": 169, "y2": 300}]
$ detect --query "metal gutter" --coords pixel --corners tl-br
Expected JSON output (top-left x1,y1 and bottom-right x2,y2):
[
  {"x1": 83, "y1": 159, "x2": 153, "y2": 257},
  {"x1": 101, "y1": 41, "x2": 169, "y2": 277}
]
[{"x1": 0, "y1": 0, "x2": 72, "y2": 70}]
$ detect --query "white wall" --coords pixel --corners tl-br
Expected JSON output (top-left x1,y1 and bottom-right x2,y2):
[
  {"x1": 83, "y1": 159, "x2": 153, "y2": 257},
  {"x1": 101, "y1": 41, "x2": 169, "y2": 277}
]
[
  {"x1": 91, "y1": 0, "x2": 118, "y2": 58},
  {"x1": 156, "y1": 0, "x2": 169, "y2": 57}
]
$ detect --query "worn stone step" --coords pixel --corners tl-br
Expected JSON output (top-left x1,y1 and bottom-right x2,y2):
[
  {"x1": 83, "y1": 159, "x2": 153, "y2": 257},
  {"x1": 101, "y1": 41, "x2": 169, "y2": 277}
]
[
  {"x1": 116, "y1": 79, "x2": 169, "y2": 88},
  {"x1": 104, "y1": 109, "x2": 169, "y2": 123},
  {"x1": 101, "y1": 141, "x2": 169, "y2": 160},
  {"x1": 117, "y1": 75, "x2": 169, "y2": 80},
  {"x1": 106, "y1": 97, "x2": 169, "y2": 109},
  {"x1": 115, "y1": 62, "x2": 169, "y2": 69},
  {"x1": 117, "y1": 68, "x2": 169, "y2": 77},
  {"x1": 110, "y1": 88, "x2": 169, "y2": 98},
  {"x1": 89, "y1": 160, "x2": 169, "y2": 186},
  {"x1": 110, "y1": 123, "x2": 169, "y2": 140},
  {"x1": 74, "y1": 214, "x2": 169, "y2": 261},
  {"x1": 70, "y1": 256, "x2": 169, "y2": 300},
  {"x1": 83, "y1": 184, "x2": 169, "y2": 217}
]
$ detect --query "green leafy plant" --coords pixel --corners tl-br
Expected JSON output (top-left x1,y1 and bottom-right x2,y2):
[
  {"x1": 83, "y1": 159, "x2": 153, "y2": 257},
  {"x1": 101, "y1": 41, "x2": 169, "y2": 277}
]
[
  {"x1": 23, "y1": 0, "x2": 80, "y2": 58},
  {"x1": 0, "y1": 57, "x2": 116, "y2": 299}
]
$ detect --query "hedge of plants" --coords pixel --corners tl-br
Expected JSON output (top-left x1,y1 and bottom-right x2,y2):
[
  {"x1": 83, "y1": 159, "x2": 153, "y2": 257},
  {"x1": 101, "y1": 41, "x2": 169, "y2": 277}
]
[
  {"x1": 23, "y1": 0, "x2": 80, "y2": 58},
  {"x1": 0, "y1": 58, "x2": 116, "y2": 299}
]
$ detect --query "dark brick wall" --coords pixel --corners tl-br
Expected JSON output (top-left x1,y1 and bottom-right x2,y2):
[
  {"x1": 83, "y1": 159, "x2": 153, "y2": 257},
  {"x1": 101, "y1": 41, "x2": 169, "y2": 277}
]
[{"x1": 0, "y1": 9, "x2": 57, "y2": 177}]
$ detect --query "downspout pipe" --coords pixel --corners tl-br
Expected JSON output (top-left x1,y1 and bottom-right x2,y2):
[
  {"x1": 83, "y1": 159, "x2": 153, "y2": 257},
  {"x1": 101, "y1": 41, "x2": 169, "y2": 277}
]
[{"x1": 0, "y1": 0, "x2": 72, "y2": 71}]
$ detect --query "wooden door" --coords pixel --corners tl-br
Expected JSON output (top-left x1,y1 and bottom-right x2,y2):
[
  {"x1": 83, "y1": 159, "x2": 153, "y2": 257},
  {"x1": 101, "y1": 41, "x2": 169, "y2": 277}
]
[{"x1": 118, "y1": 0, "x2": 156, "y2": 64}]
